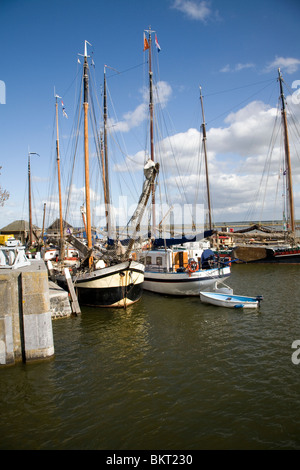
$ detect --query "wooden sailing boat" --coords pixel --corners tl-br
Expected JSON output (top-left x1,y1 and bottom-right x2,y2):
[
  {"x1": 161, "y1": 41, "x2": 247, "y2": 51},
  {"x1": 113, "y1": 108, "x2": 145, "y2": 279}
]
[
  {"x1": 61, "y1": 41, "x2": 159, "y2": 308},
  {"x1": 136, "y1": 28, "x2": 231, "y2": 295},
  {"x1": 231, "y1": 69, "x2": 300, "y2": 264}
]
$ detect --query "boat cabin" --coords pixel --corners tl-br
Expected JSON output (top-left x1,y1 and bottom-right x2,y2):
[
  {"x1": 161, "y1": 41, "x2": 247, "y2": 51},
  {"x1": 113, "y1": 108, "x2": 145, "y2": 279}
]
[
  {"x1": 137, "y1": 249, "x2": 174, "y2": 272},
  {"x1": 137, "y1": 246, "x2": 216, "y2": 273}
]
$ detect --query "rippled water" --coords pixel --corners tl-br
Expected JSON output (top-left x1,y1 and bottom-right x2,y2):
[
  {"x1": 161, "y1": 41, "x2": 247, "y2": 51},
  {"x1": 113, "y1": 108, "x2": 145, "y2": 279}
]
[{"x1": 1, "y1": 264, "x2": 300, "y2": 450}]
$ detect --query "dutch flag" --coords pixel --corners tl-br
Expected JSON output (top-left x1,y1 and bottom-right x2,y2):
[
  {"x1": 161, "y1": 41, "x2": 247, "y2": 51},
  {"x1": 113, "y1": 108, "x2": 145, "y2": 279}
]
[{"x1": 155, "y1": 34, "x2": 161, "y2": 52}]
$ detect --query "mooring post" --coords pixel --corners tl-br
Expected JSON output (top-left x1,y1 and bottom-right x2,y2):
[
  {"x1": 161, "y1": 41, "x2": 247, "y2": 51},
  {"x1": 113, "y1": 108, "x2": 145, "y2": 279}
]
[{"x1": 64, "y1": 268, "x2": 81, "y2": 315}]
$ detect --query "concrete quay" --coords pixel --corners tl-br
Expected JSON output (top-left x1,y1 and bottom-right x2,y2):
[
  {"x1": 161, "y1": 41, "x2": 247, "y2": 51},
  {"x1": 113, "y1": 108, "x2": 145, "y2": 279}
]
[
  {"x1": 0, "y1": 259, "x2": 56, "y2": 366},
  {"x1": 49, "y1": 280, "x2": 72, "y2": 319}
]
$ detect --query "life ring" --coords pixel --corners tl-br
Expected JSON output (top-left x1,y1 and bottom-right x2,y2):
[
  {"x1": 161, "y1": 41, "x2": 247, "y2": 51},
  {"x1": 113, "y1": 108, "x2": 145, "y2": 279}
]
[{"x1": 187, "y1": 261, "x2": 198, "y2": 273}]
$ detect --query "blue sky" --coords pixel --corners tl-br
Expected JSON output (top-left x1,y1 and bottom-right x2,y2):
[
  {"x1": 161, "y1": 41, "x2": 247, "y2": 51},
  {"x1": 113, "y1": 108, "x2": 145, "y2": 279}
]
[{"x1": 1, "y1": 0, "x2": 300, "y2": 231}]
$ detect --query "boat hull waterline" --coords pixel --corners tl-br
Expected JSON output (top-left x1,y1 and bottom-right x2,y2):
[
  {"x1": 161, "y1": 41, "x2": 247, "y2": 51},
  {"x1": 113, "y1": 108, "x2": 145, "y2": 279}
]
[
  {"x1": 232, "y1": 245, "x2": 300, "y2": 264},
  {"x1": 200, "y1": 291, "x2": 262, "y2": 308},
  {"x1": 74, "y1": 260, "x2": 145, "y2": 308},
  {"x1": 143, "y1": 266, "x2": 231, "y2": 296}
]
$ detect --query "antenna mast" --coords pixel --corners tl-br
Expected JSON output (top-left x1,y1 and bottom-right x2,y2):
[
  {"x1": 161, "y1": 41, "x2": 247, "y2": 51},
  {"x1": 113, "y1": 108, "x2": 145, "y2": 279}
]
[{"x1": 27, "y1": 151, "x2": 39, "y2": 246}]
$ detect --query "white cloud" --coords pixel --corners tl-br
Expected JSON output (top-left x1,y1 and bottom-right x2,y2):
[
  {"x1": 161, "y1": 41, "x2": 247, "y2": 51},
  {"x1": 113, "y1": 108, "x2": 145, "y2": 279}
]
[
  {"x1": 111, "y1": 81, "x2": 172, "y2": 133},
  {"x1": 220, "y1": 63, "x2": 255, "y2": 73},
  {"x1": 265, "y1": 56, "x2": 300, "y2": 74},
  {"x1": 220, "y1": 64, "x2": 230, "y2": 73},
  {"x1": 235, "y1": 63, "x2": 255, "y2": 72},
  {"x1": 153, "y1": 81, "x2": 173, "y2": 108},
  {"x1": 36, "y1": 84, "x2": 300, "y2": 229},
  {"x1": 117, "y1": 97, "x2": 300, "y2": 222},
  {"x1": 113, "y1": 150, "x2": 145, "y2": 173},
  {"x1": 211, "y1": 101, "x2": 278, "y2": 157},
  {"x1": 112, "y1": 102, "x2": 147, "y2": 133},
  {"x1": 171, "y1": 0, "x2": 212, "y2": 21}
]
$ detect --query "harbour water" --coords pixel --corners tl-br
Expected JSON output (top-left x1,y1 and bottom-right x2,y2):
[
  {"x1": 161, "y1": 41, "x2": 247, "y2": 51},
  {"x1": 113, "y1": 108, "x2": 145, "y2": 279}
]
[{"x1": 1, "y1": 263, "x2": 300, "y2": 450}]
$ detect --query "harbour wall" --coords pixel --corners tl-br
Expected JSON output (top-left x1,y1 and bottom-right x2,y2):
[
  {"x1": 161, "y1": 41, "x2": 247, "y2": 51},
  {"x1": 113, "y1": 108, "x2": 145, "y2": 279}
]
[
  {"x1": 0, "y1": 260, "x2": 55, "y2": 366},
  {"x1": 49, "y1": 281, "x2": 72, "y2": 319}
]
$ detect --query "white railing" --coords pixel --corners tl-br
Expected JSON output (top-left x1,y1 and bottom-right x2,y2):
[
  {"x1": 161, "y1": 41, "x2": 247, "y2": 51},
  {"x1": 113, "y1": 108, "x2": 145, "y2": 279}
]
[{"x1": 0, "y1": 246, "x2": 31, "y2": 269}]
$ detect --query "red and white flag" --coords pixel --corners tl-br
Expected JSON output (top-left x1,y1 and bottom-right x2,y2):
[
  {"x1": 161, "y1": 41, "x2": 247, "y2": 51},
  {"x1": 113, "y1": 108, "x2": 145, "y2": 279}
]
[
  {"x1": 61, "y1": 100, "x2": 68, "y2": 119},
  {"x1": 155, "y1": 34, "x2": 161, "y2": 52}
]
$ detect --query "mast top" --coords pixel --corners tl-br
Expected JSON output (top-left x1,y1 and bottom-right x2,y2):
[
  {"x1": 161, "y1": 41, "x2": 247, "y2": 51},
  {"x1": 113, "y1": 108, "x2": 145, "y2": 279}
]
[
  {"x1": 78, "y1": 40, "x2": 92, "y2": 59},
  {"x1": 84, "y1": 40, "x2": 91, "y2": 58},
  {"x1": 278, "y1": 67, "x2": 287, "y2": 111},
  {"x1": 104, "y1": 64, "x2": 120, "y2": 75},
  {"x1": 28, "y1": 151, "x2": 40, "y2": 158},
  {"x1": 145, "y1": 26, "x2": 155, "y2": 35},
  {"x1": 54, "y1": 86, "x2": 61, "y2": 100}
]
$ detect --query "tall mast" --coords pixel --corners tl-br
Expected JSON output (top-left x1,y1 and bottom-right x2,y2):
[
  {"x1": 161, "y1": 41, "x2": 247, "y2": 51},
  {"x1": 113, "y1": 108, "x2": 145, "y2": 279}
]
[
  {"x1": 200, "y1": 87, "x2": 212, "y2": 230},
  {"x1": 41, "y1": 202, "x2": 46, "y2": 242},
  {"x1": 146, "y1": 27, "x2": 156, "y2": 233},
  {"x1": 28, "y1": 153, "x2": 32, "y2": 246},
  {"x1": 27, "y1": 151, "x2": 39, "y2": 246},
  {"x1": 100, "y1": 132, "x2": 107, "y2": 204},
  {"x1": 82, "y1": 40, "x2": 93, "y2": 267},
  {"x1": 278, "y1": 68, "x2": 295, "y2": 234},
  {"x1": 103, "y1": 67, "x2": 111, "y2": 235},
  {"x1": 80, "y1": 205, "x2": 87, "y2": 235},
  {"x1": 55, "y1": 93, "x2": 64, "y2": 259}
]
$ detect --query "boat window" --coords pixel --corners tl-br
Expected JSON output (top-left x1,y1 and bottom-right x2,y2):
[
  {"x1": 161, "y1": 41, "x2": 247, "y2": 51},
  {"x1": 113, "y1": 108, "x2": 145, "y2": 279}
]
[
  {"x1": 146, "y1": 256, "x2": 152, "y2": 265},
  {"x1": 156, "y1": 256, "x2": 162, "y2": 265}
]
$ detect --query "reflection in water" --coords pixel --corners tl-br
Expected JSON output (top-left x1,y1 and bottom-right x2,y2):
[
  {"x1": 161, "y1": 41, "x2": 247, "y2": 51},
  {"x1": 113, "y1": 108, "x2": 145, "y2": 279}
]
[{"x1": 1, "y1": 264, "x2": 300, "y2": 449}]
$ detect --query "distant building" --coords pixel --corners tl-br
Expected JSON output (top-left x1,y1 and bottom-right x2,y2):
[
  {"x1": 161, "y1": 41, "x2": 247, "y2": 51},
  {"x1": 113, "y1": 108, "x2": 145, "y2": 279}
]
[
  {"x1": 46, "y1": 218, "x2": 74, "y2": 241},
  {"x1": 211, "y1": 231, "x2": 234, "y2": 249},
  {"x1": 0, "y1": 219, "x2": 40, "y2": 245}
]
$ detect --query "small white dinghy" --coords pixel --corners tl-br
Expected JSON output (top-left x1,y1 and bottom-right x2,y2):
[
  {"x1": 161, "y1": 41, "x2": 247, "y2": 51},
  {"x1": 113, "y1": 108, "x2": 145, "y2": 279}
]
[{"x1": 200, "y1": 291, "x2": 263, "y2": 309}]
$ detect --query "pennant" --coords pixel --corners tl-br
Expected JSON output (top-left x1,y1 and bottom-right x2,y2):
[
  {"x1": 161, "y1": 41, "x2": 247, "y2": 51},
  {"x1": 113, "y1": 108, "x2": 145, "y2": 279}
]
[
  {"x1": 61, "y1": 100, "x2": 68, "y2": 119},
  {"x1": 143, "y1": 32, "x2": 149, "y2": 51},
  {"x1": 155, "y1": 34, "x2": 161, "y2": 52}
]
